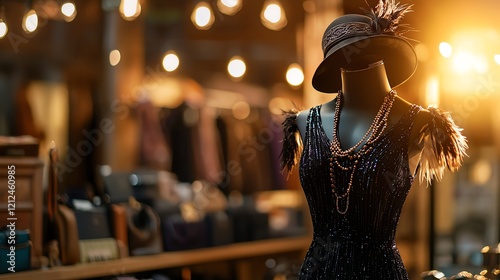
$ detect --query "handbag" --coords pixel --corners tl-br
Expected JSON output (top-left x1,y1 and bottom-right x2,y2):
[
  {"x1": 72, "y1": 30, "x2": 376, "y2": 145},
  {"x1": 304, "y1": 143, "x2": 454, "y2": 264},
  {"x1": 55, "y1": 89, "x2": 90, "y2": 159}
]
[
  {"x1": 162, "y1": 212, "x2": 208, "y2": 251},
  {"x1": 126, "y1": 198, "x2": 163, "y2": 256},
  {"x1": 47, "y1": 144, "x2": 80, "y2": 265}
]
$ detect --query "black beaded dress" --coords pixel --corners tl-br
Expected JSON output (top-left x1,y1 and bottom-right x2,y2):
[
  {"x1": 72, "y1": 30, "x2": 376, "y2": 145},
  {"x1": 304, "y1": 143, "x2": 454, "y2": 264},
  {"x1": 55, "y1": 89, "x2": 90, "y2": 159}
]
[{"x1": 281, "y1": 103, "x2": 467, "y2": 280}]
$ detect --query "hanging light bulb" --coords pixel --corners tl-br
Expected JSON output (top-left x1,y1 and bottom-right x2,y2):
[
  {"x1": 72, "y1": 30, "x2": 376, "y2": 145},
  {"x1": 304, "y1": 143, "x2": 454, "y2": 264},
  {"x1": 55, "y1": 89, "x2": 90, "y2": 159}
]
[
  {"x1": 191, "y1": 2, "x2": 215, "y2": 30},
  {"x1": 119, "y1": 0, "x2": 141, "y2": 21},
  {"x1": 227, "y1": 56, "x2": 246, "y2": 79},
  {"x1": 61, "y1": 1, "x2": 77, "y2": 22},
  {"x1": 216, "y1": 0, "x2": 242, "y2": 16},
  {"x1": 22, "y1": 9, "x2": 38, "y2": 33},
  {"x1": 286, "y1": 63, "x2": 304, "y2": 87},
  {"x1": 0, "y1": 7, "x2": 7, "y2": 39},
  {"x1": 0, "y1": 19, "x2": 7, "y2": 39},
  {"x1": 109, "y1": 49, "x2": 121, "y2": 66},
  {"x1": 162, "y1": 51, "x2": 180, "y2": 72},
  {"x1": 260, "y1": 0, "x2": 287, "y2": 31}
]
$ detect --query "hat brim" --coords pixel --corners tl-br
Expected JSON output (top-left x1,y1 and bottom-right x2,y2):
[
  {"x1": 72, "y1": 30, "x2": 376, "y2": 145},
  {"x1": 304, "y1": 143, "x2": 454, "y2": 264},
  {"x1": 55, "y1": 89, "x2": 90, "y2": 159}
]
[{"x1": 312, "y1": 35, "x2": 418, "y2": 93}]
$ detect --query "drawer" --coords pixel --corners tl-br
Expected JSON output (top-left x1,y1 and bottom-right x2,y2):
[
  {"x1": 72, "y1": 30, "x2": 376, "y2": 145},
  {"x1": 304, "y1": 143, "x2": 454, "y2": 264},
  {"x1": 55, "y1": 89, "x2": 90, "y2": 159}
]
[
  {"x1": 0, "y1": 210, "x2": 32, "y2": 230},
  {"x1": 0, "y1": 176, "x2": 33, "y2": 203}
]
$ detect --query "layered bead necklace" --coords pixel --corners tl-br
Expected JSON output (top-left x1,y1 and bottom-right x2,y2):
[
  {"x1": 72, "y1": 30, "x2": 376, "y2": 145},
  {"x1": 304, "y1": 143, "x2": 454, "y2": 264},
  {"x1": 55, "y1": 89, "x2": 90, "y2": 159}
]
[{"x1": 329, "y1": 89, "x2": 397, "y2": 214}]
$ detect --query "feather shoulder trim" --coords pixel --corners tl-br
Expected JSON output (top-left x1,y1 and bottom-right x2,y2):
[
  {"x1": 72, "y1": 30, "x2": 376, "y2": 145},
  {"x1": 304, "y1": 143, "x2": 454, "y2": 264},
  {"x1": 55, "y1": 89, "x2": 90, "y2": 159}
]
[
  {"x1": 280, "y1": 109, "x2": 302, "y2": 174},
  {"x1": 417, "y1": 106, "x2": 468, "y2": 185}
]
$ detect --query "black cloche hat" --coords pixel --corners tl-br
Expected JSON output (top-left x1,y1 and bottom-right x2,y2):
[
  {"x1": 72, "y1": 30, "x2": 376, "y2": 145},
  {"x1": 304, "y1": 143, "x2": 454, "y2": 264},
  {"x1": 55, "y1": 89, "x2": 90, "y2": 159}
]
[{"x1": 312, "y1": 0, "x2": 418, "y2": 93}]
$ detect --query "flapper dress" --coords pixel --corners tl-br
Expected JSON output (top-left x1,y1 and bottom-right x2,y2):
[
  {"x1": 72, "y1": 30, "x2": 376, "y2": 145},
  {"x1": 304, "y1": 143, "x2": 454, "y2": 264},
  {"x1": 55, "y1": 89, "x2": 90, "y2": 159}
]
[{"x1": 281, "y1": 104, "x2": 467, "y2": 280}]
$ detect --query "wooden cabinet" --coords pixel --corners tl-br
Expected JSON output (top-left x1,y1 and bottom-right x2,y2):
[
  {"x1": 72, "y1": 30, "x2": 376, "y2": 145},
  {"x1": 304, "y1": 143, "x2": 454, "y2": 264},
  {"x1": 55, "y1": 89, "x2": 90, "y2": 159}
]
[{"x1": 0, "y1": 157, "x2": 44, "y2": 269}]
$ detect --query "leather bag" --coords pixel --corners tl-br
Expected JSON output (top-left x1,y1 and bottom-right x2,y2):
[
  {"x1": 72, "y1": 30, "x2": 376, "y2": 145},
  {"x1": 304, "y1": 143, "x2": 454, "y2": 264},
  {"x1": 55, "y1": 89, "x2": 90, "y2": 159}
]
[{"x1": 47, "y1": 144, "x2": 80, "y2": 265}]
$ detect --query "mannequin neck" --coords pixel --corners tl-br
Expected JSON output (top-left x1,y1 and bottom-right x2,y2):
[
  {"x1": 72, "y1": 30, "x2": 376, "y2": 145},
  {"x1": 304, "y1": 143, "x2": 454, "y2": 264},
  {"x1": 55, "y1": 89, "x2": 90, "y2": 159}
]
[{"x1": 340, "y1": 61, "x2": 392, "y2": 108}]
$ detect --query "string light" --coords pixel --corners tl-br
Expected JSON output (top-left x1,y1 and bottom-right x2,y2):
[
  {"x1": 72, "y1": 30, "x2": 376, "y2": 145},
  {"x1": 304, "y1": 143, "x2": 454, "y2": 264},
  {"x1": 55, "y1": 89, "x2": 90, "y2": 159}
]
[
  {"x1": 439, "y1": 42, "x2": 453, "y2": 58},
  {"x1": 260, "y1": 0, "x2": 287, "y2": 31},
  {"x1": 61, "y1": 1, "x2": 77, "y2": 22},
  {"x1": 217, "y1": 0, "x2": 242, "y2": 16},
  {"x1": 494, "y1": 54, "x2": 500, "y2": 65},
  {"x1": 0, "y1": 19, "x2": 6, "y2": 39},
  {"x1": 22, "y1": 9, "x2": 38, "y2": 33},
  {"x1": 119, "y1": 0, "x2": 141, "y2": 21},
  {"x1": 109, "y1": 49, "x2": 121, "y2": 66},
  {"x1": 286, "y1": 63, "x2": 304, "y2": 87},
  {"x1": 227, "y1": 56, "x2": 246, "y2": 79},
  {"x1": 191, "y1": 2, "x2": 215, "y2": 30},
  {"x1": 0, "y1": 6, "x2": 7, "y2": 39},
  {"x1": 162, "y1": 51, "x2": 180, "y2": 72}
]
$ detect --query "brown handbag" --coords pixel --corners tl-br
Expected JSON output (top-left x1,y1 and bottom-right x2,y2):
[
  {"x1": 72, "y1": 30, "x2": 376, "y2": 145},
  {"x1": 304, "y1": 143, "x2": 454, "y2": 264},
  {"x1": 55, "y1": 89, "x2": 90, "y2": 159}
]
[{"x1": 47, "y1": 143, "x2": 80, "y2": 265}]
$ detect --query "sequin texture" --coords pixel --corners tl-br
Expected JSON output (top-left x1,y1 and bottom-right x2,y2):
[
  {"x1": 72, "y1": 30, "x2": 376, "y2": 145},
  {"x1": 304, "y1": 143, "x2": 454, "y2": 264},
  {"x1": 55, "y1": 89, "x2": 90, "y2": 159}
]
[{"x1": 297, "y1": 104, "x2": 421, "y2": 280}]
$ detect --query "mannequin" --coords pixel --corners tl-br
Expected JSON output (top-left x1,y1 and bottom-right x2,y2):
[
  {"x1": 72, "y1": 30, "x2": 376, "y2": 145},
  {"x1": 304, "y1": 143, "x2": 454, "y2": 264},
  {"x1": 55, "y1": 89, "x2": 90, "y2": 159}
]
[
  {"x1": 280, "y1": 1, "x2": 467, "y2": 279},
  {"x1": 296, "y1": 60, "x2": 431, "y2": 174}
]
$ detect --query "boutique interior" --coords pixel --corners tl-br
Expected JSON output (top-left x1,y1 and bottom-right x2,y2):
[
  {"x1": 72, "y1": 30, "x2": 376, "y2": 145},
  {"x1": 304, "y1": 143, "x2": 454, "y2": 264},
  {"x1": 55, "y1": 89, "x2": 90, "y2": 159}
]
[{"x1": 0, "y1": 0, "x2": 499, "y2": 279}]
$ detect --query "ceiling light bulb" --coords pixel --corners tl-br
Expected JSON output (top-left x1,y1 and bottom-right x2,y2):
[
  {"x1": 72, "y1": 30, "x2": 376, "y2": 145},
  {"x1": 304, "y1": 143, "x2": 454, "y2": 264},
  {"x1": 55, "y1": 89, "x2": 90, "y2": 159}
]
[
  {"x1": 61, "y1": 2, "x2": 77, "y2": 22},
  {"x1": 162, "y1": 51, "x2": 180, "y2": 72},
  {"x1": 0, "y1": 19, "x2": 7, "y2": 39},
  {"x1": 120, "y1": 0, "x2": 141, "y2": 21},
  {"x1": 286, "y1": 63, "x2": 304, "y2": 87},
  {"x1": 260, "y1": 1, "x2": 287, "y2": 31},
  {"x1": 23, "y1": 9, "x2": 38, "y2": 33},
  {"x1": 439, "y1": 42, "x2": 452, "y2": 58},
  {"x1": 191, "y1": 2, "x2": 215, "y2": 30},
  {"x1": 109, "y1": 49, "x2": 121, "y2": 66},
  {"x1": 217, "y1": 0, "x2": 242, "y2": 16},
  {"x1": 228, "y1": 56, "x2": 246, "y2": 78},
  {"x1": 494, "y1": 54, "x2": 500, "y2": 65}
]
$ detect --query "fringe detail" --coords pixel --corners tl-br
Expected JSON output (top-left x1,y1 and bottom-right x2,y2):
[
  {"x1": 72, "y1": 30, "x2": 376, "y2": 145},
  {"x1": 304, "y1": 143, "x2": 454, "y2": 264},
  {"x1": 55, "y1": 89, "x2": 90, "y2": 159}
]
[
  {"x1": 417, "y1": 106, "x2": 468, "y2": 185},
  {"x1": 280, "y1": 109, "x2": 302, "y2": 174}
]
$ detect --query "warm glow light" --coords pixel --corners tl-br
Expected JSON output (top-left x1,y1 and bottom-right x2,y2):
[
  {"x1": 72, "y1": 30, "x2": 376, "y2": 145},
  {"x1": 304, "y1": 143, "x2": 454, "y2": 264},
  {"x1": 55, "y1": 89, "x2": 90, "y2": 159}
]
[
  {"x1": 217, "y1": 0, "x2": 242, "y2": 15},
  {"x1": 452, "y1": 52, "x2": 473, "y2": 73},
  {"x1": 264, "y1": 4, "x2": 281, "y2": 23},
  {"x1": 286, "y1": 63, "x2": 304, "y2": 87},
  {"x1": 474, "y1": 55, "x2": 488, "y2": 73},
  {"x1": 120, "y1": 0, "x2": 141, "y2": 21},
  {"x1": 232, "y1": 101, "x2": 250, "y2": 120},
  {"x1": 494, "y1": 54, "x2": 500, "y2": 65},
  {"x1": 227, "y1": 56, "x2": 246, "y2": 78},
  {"x1": 162, "y1": 52, "x2": 180, "y2": 72},
  {"x1": 452, "y1": 51, "x2": 489, "y2": 73},
  {"x1": 191, "y1": 2, "x2": 215, "y2": 30},
  {"x1": 260, "y1": 1, "x2": 287, "y2": 31},
  {"x1": 23, "y1": 9, "x2": 38, "y2": 33},
  {"x1": 0, "y1": 20, "x2": 7, "y2": 39},
  {"x1": 470, "y1": 159, "x2": 492, "y2": 185},
  {"x1": 439, "y1": 42, "x2": 453, "y2": 58},
  {"x1": 61, "y1": 2, "x2": 77, "y2": 22},
  {"x1": 425, "y1": 76, "x2": 440, "y2": 106},
  {"x1": 109, "y1": 49, "x2": 121, "y2": 66}
]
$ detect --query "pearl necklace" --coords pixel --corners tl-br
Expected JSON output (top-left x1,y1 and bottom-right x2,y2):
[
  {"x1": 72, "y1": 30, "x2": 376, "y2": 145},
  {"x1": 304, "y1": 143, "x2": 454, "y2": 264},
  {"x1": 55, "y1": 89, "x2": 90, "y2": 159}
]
[{"x1": 329, "y1": 90, "x2": 397, "y2": 214}]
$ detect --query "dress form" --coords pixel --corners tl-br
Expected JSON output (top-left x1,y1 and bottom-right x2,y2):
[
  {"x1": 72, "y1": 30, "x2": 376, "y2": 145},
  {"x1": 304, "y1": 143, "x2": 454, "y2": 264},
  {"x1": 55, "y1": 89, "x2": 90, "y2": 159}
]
[{"x1": 297, "y1": 60, "x2": 430, "y2": 174}]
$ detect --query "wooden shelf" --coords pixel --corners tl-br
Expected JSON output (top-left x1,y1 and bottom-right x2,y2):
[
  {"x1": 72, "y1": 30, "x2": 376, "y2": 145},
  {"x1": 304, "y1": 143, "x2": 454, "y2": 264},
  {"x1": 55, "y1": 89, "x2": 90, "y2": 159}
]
[{"x1": 1, "y1": 236, "x2": 310, "y2": 280}]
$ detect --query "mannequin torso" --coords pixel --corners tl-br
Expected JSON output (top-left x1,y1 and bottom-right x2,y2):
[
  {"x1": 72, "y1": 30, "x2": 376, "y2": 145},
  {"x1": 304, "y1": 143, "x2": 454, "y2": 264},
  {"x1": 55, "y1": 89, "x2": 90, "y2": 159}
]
[{"x1": 296, "y1": 61, "x2": 431, "y2": 174}]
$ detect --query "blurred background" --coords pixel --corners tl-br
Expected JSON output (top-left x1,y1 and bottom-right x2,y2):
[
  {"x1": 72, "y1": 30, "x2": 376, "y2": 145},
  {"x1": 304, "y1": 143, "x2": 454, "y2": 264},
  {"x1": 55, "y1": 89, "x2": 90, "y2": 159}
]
[{"x1": 0, "y1": 0, "x2": 499, "y2": 279}]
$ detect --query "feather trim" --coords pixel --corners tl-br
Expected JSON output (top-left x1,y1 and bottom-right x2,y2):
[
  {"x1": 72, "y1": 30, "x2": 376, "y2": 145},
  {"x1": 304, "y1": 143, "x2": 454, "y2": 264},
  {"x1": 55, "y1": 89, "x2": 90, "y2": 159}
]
[
  {"x1": 417, "y1": 106, "x2": 468, "y2": 185},
  {"x1": 361, "y1": 0, "x2": 414, "y2": 37},
  {"x1": 280, "y1": 109, "x2": 302, "y2": 174}
]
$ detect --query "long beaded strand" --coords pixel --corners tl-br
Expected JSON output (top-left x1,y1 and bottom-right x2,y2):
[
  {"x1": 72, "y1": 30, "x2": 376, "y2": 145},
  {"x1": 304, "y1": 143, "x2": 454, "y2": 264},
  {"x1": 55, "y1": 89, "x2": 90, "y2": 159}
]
[{"x1": 329, "y1": 90, "x2": 397, "y2": 214}]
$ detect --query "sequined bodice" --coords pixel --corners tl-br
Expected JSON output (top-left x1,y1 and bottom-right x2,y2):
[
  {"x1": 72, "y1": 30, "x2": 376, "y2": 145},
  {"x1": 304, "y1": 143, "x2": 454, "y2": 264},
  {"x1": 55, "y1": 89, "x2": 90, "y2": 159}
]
[{"x1": 298, "y1": 104, "x2": 421, "y2": 280}]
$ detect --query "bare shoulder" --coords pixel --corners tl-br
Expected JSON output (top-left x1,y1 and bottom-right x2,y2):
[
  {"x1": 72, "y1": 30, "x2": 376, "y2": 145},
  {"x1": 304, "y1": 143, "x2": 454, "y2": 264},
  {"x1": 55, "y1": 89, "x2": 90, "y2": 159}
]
[{"x1": 296, "y1": 108, "x2": 310, "y2": 139}]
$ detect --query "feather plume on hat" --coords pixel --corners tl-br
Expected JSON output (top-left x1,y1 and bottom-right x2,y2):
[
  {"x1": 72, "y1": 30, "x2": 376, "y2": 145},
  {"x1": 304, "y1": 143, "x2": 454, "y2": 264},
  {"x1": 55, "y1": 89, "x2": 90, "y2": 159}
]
[{"x1": 361, "y1": 0, "x2": 414, "y2": 37}]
